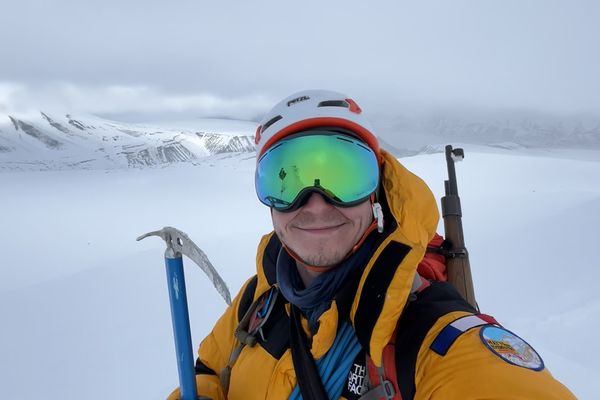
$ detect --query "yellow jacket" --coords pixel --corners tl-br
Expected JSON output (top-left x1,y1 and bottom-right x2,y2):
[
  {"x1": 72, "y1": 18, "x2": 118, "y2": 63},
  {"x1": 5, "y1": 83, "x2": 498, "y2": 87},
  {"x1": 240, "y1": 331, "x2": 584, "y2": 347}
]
[{"x1": 171, "y1": 150, "x2": 575, "y2": 399}]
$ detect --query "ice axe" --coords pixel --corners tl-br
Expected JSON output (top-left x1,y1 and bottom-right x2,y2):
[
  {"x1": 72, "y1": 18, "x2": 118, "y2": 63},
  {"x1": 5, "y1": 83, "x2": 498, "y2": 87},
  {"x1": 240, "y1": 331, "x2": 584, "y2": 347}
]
[{"x1": 137, "y1": 227, "x2": 231, "y2": 400}]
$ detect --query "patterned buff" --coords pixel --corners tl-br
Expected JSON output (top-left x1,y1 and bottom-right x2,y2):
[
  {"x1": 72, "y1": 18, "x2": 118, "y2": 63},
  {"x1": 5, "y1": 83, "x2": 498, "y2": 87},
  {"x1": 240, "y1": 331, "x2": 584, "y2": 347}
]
[{"x1": 276, "y1": 234, "x2": 375, "y2": 330}]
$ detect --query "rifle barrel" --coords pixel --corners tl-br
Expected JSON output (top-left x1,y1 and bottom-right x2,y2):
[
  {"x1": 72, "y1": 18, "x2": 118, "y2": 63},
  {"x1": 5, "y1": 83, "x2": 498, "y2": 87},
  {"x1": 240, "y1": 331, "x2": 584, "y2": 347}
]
[
  {"x1": 441, "y1": 145, "x2": 477, "y2": 309},
  {"x1": 445, "y1": 145, "x2": 459, "y2": 196}
]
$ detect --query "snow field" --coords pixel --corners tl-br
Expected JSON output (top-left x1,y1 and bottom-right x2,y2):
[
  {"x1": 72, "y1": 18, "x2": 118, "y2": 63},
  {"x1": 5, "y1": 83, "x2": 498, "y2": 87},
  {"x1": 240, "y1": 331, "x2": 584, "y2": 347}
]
[{"x1": 0, "y1": 148, "x2": 598, "y2": 399}]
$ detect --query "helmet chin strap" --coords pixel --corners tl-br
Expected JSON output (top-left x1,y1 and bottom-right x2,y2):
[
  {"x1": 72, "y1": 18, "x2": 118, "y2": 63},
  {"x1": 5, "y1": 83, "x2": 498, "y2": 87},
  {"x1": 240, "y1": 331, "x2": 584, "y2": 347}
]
[{"x1": 281, "y1": 194, "x2": 384, "y2": 273}]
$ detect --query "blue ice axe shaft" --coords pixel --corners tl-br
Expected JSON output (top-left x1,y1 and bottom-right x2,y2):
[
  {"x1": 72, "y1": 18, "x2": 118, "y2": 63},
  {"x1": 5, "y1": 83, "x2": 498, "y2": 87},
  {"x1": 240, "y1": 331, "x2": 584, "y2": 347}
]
[
  {"x1": 138, "y1": 227, "x2": 231, "y2": 400},
  {"x1": 164, "y1": 249, "x2": 199, "y2": 400}
]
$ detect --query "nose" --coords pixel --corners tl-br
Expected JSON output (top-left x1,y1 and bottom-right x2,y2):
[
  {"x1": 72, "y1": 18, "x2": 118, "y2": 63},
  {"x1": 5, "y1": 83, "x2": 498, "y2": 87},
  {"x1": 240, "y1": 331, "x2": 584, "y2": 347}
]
[{"x1": 301, "y1": 192, "x2": 333, "y2": 212}]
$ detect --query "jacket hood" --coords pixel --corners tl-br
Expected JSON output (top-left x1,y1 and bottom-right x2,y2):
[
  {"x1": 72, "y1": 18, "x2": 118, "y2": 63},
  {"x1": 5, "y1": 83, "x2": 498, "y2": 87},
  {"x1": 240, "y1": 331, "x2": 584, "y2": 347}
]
[{"x1": 253, "y1": 149, "x2": 439, "y2": 366}]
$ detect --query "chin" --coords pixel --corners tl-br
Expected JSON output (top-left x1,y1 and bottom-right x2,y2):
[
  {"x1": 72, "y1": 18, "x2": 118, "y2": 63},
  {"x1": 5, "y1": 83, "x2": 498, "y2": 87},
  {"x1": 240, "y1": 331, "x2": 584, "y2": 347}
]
[{"x1": 296, "y1": 247, "x2": 349, "y2": 267}]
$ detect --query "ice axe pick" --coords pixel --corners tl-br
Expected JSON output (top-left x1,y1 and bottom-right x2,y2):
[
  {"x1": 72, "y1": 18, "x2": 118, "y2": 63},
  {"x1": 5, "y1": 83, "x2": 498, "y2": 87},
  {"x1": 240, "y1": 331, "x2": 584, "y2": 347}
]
[{"x1": 137, "y1": 227, "x2": 231, "y2": 400}]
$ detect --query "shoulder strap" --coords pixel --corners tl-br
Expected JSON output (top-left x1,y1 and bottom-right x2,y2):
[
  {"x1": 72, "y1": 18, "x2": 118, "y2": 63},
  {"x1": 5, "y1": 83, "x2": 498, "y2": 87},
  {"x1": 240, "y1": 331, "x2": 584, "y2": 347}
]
[
  {"x1": 221, "y1": 277, "x2": 283, "y2": 394},
  {"x1": 362, "y1": 336, "x2": 401, "y2": 400},
  {"x1": 359, "y1": 274, "x2": 425, "y2": 400},
  {"x1": 289, "y1": 305, "x2": 329, "y2": 400},
  {"x1": 237, "y1": 274, "x2": 258, "y2": 321},
  {"x1": 361, "y1": 281, "x2": 478, "y2": 400},
  {"x1": 394, "y1": 281, "x2": 477, "y2": 400}
]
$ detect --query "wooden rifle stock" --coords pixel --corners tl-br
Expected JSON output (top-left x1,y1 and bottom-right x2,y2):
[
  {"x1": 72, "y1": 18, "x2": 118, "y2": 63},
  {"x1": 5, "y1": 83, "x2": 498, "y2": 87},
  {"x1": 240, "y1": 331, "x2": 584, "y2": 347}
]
[{"x1": 441, "y1": 145, "x2": 477, "y2": 309}]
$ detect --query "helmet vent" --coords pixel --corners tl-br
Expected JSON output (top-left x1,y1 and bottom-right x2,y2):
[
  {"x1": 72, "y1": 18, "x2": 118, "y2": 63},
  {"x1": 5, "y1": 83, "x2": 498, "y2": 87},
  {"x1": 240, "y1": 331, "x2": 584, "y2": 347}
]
[
  {"x1": 261, "y1": 115, "x2": 283, "y2": 133},
  {"x1": 317, "y1": 100, "x2": 349, "y2": 108}
]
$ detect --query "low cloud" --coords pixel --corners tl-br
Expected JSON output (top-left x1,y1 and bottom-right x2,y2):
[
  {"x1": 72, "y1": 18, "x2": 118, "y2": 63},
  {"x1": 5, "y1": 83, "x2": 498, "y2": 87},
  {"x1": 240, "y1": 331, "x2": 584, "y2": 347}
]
[{"x1": 0, "y1": 82, "x2": 273, "y2": 121}]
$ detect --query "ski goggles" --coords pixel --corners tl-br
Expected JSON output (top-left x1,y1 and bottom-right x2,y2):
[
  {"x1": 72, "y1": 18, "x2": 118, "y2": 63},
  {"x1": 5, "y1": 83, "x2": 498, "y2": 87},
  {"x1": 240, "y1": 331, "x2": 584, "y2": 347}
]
[{"x1": 255, "y1": 133, "x2": 379, "y2": 211}]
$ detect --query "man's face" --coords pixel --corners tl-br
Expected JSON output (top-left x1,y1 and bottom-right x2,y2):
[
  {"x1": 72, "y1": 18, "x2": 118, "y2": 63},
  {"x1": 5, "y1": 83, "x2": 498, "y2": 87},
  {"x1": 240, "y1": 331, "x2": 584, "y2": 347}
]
[{"x1": 272, "y1": 192, "x2": 373, "y2": 267}]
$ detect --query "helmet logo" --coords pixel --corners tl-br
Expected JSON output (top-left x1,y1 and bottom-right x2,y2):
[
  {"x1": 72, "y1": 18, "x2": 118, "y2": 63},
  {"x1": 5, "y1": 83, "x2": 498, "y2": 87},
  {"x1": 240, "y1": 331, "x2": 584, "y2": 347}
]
[{"x1": 287, "y1": 96, "x2": 310, "y2": 107}]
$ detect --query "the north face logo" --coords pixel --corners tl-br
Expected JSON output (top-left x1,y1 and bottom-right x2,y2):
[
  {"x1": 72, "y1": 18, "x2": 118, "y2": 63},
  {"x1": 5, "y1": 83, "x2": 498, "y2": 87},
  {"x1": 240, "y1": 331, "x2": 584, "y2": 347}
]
[{"x1": 347, "y1": 362, "x2": 366, "y2": 396}]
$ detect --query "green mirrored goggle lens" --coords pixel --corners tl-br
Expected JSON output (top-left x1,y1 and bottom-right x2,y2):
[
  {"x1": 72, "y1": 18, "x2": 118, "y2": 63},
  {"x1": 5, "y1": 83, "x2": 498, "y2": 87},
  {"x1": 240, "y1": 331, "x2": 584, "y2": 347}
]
[{"x1": 255, "y1": 134, "x2": 379, "y2": 210}]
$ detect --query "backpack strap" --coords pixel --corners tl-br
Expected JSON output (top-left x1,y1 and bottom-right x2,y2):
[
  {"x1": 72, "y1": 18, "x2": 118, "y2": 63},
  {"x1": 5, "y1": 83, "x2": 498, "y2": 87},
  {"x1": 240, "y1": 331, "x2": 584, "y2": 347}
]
[
  {"x1": 359, "y1": 273, "x2": 426, "y2": 400},
  {"x1": 359, "y1": 281, "x2": 478, "y2": 400},
  {"x1": 219, "y1": 276, "x2": 281, "y2": 394},
  {"x1": 289, "y1": 304, "x2": 330, "y2": 400},
  {"x1": 361, "y1": 331, "x2": 401, "y2": 400},
  {"x1": 237, "y1": 275, "x2": 258, "y2": 322},
  {"x1": 193, "y1": 275, "x2": 261, "y2": 382},
  {"x1": 394, "y1": 281, "x2": 478, "y2": 399}
]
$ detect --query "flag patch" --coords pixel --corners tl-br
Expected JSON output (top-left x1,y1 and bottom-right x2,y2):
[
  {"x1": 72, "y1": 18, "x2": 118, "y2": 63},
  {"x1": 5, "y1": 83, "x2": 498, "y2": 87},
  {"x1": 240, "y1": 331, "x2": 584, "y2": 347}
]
[
  {"x1": 480, "y1": 326, "x2": 544, "y2": 371},
  {"x1": 430, "y1": 314, "x2": 495, "y2": 356}
]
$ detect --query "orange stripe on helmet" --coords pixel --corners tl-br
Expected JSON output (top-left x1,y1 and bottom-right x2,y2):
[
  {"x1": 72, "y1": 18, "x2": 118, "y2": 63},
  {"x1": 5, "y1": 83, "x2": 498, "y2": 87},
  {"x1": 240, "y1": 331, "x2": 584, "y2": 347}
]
[
  {"x1": 345, "y1": 98, "x2": 362, "y2": 114},
  {"x1": 257, "y1": 117, "x2": 381, "y2": 164},
  {"x1": 254, "y1": 125, "x2": 262, "y2": 145}
]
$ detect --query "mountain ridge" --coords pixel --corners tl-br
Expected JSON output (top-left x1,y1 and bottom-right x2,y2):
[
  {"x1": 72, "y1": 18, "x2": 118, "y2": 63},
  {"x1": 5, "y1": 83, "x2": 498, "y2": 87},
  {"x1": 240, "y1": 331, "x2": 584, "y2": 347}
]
[
  {"x1": 2, "y1": 110, "x2": 600, "y2": 171},
  {"x1": 0, "y1": 112, "x2": 257, "y2": 171}
]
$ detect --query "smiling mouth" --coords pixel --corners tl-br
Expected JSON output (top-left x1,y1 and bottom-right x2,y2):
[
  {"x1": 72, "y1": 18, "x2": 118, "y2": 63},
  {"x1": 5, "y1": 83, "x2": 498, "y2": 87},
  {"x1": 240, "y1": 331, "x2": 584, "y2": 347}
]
[{"x1": 296, "y1": 223, "x2": 345, "y2": 233}]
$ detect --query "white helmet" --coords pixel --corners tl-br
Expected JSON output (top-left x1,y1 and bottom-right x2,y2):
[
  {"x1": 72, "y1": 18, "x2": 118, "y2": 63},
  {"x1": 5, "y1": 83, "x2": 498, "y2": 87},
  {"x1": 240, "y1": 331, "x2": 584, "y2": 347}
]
[{"x1": 255, "y1": 89, "x2": 380, "y2": 161}]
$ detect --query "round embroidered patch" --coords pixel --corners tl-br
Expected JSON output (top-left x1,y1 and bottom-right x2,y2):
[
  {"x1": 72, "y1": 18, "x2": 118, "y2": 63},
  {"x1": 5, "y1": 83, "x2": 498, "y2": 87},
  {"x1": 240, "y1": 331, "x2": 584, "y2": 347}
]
[{"x1": 480, "y1": 326, "x2": 544, "y2": 371}]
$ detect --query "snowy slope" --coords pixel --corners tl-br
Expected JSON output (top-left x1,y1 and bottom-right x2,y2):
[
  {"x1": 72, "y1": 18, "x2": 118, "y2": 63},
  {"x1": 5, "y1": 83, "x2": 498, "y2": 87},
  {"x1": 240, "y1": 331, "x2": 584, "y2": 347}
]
[
  {"x1": 372, "y1": 110, "x2": 600, "y2": 151},
  {"x1": 0, "y1": 147, "x2": 598, "y2": 399},
  {"x1": 0, "y1": 112, "x2": 256, "y2": 170}
]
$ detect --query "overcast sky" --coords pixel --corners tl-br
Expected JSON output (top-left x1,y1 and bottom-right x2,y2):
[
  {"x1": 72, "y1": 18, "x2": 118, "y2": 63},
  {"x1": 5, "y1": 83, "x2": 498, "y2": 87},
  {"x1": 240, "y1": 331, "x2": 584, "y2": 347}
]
[{"x1": 1, "y1": 0, "x2": 599, "y2": 121}]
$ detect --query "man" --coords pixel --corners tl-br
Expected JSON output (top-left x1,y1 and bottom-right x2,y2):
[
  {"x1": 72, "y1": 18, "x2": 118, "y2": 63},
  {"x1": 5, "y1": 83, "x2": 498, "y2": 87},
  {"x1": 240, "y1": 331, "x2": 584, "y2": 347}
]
[{"x1": 169, "y1": 90, "x2": 575, "y2": 399}]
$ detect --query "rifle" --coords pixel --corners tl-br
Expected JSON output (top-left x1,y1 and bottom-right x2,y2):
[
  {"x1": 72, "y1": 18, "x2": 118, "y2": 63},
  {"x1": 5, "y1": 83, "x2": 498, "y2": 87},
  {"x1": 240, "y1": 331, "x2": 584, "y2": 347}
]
[{"x1": 441, "y1": 145, "x2": 477, "y2": 309}]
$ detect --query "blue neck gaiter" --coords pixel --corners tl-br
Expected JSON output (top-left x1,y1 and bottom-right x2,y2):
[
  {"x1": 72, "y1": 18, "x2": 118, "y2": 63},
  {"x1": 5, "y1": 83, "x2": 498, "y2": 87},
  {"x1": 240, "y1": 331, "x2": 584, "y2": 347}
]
[{"x1": 276, "y1": 235, "x2": 375, "y2": 330}]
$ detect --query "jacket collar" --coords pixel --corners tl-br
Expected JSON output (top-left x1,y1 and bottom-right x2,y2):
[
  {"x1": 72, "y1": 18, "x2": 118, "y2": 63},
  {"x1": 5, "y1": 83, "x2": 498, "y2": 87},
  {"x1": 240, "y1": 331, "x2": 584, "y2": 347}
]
[{"x1": 255, "y1": 149, "x2": 439, "y2": 366}]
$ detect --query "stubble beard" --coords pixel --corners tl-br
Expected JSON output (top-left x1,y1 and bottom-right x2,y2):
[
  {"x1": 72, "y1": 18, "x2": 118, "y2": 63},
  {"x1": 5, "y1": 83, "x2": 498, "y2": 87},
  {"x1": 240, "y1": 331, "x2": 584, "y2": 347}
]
[
  {"x1": 276, "y1": 226, "x2": 348, "y2": 267},
  {"x1": 275, "y1": 211, "x2": 353, "y2": 267}
]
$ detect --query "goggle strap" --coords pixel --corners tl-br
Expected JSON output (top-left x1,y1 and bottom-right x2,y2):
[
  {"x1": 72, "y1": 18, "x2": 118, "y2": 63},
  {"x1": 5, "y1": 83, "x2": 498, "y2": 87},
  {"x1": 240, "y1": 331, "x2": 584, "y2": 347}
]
[
  {"x1": 350, "y1": 219, "x2": 379, "y2": 255},
  {"x1": 372, "y1": 202, "x2": 384, "y2": 233}
]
